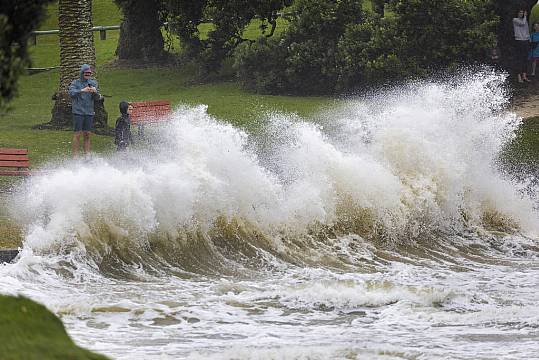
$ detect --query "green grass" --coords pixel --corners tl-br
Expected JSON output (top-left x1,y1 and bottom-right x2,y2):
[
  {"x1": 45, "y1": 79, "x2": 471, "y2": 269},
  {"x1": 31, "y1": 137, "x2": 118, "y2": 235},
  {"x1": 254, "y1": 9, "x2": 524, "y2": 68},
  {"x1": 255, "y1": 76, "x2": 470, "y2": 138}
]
[
  {"x1": 0, "y1": 295, "x2": 109, "y2": 360},
  {"x1": 501, "y1": 117, "x2": 539, "y2": 166}
]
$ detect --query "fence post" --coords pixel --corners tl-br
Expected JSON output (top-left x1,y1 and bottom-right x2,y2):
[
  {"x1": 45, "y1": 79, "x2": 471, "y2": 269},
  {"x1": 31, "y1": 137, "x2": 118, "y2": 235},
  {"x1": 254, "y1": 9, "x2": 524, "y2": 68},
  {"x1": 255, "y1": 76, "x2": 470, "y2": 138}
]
[{"x1": 100, "y1": 29, "x2": 106, "y2": 40}]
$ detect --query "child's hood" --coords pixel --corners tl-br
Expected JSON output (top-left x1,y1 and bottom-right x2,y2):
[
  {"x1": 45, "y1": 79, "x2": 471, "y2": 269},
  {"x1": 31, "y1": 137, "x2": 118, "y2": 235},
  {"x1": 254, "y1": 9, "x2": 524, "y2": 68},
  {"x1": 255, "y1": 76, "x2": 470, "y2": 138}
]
[{"x1": 119, "y1": 100, "x2": 129, "y2": 115}]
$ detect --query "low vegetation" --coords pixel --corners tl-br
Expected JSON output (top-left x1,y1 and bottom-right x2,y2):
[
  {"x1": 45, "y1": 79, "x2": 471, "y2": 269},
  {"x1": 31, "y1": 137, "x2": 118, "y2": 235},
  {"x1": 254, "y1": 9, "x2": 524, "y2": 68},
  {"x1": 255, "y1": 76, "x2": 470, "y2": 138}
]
[{"x1": 0, "y1": 295, "x2": 109, "y2": 360}]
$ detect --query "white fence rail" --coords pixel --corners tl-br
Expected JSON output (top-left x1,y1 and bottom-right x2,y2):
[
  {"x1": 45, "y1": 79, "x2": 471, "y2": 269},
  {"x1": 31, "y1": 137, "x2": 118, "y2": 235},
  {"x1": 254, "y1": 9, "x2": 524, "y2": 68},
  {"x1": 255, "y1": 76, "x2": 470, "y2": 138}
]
[{"x1": 30, "y1": 25, "x2": 121, "y2": 45}]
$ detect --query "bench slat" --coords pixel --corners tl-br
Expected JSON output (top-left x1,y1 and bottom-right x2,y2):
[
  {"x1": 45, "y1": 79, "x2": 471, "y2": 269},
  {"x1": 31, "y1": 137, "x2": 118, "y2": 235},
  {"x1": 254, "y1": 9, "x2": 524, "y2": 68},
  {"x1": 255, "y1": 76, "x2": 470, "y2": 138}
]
[
  {"x1": 0, "y1": 160, "x2": 30, "y2": 168},
  {"x1": 131, "y1": 118, "x2": 168, "y2": 124},
  {"x1": 132, "y1": 107, "x2": 170, "y2": 112},
  {"x1": 131, "y1": 100, "x2": 170, "y2": 107},
  {"x1": 0, "y1": 148, "x2": 31, "y2": 176},
  {"x1": 0, "y1": 148, "x2": 28, "y2": 155},
  {"x1": 131, "y1": 111, "x2": 170, "y2": 116},
  {"x1": 0, "y1": 170, "x2": 32, "y2": 176},
  {"x1": 128, "y1": 100, "x2": 171, "y2": 130},
  {"x1": 0, "y1": 155, "x2": 29, "y2": 161}
]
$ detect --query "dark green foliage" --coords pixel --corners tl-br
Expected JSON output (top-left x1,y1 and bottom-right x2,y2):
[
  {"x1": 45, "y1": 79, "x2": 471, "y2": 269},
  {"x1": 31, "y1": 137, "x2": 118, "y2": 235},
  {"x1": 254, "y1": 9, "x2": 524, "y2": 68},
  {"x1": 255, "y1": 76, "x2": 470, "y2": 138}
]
[
  {"x1": 202, "y1": 0, "x2": 291, "y2": 74},
  {"x1": 390, "y1": 0, "x2": 497, "y2": 67},
  {"x1": 164, "y1": 0, "x2": 207, "y2": 57},
  {"x1": 371, "y1": 0, "x2": 387, "y2": 15},
  {"x1": 0, "y1": 295, "x2": 109, "y2": 359},
  {"x1": 234, "y1": 0, "x2": 364, "y2": 94},
  {"x1": 336, "y1": 15, "x2": 419, "y2": 89},
  {"x1": 234, "y1": 0, "x2": 498, "y2": 94},
  {"x1": 338, "y1": 0, "x2": 498, "y2": 89},
  {"x1": 234, "y1": 37, "x2": 289, "y2": 93},
  {"x1": 0, "y1": 0, "x2": 52, "y2": 112},
  {"x1": 164, "y1": 0, "x2": 290, "y2": 74}
]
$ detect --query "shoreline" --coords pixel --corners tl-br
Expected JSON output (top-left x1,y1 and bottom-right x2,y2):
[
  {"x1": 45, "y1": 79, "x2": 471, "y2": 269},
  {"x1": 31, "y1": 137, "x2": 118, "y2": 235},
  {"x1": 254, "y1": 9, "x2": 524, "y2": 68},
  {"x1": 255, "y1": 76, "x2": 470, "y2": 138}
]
[
  {"x1": 0, "y1": 81, "x2": 538, "y2": 257},
  {"x1": 0, "y1": 249, "x2": 18, "y2": 263},
  {"x1": 510, "y1": 78, "x2": 539, "y2": 119}
]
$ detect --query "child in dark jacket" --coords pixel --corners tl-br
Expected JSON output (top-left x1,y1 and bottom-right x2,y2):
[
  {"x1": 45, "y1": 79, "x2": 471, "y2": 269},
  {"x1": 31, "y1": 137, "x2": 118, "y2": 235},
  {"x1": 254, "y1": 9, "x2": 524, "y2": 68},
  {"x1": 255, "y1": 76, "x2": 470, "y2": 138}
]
[{"x1": 114, "y1": 101, "x2": 133, "y2": 151}]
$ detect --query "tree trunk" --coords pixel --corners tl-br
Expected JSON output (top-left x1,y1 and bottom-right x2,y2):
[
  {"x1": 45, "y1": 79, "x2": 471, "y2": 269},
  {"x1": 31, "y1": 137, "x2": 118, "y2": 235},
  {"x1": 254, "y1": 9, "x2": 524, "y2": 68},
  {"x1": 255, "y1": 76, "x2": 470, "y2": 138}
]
[
  {"x1": 372, "y1": 0, "x2": 385, "y2": 17},
  {"x1": 49, "y1": 0, "x2": 107, "y2": 129},
  {"x1": 115, "y1": 0, "x2": 165, "y2": 62}
]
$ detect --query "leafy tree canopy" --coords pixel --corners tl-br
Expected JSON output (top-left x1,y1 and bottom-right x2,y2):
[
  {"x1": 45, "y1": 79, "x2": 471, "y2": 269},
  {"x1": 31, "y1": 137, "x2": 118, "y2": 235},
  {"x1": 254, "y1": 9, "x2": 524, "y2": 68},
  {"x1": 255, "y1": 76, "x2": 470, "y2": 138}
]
[
  {"x1": 0, "y1": 0, "x2": 52, "y2": 112},
  {"x1": 164, "y1": 0, "x2": 291, "y2": 73},
  {"x1": 234, "y1": 0, "x2": 500, "y2": 95}
]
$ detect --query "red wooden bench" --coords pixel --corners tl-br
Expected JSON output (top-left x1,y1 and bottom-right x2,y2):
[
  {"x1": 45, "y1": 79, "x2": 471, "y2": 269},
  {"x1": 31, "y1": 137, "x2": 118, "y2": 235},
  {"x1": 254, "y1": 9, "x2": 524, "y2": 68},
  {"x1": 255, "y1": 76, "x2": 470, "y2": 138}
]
[
  {"x1": 0, "y1": 148, "x2": 31, "y2": 176},
  {"x1": 129, "y1": 100, "x2": 172, "y2": 136}
]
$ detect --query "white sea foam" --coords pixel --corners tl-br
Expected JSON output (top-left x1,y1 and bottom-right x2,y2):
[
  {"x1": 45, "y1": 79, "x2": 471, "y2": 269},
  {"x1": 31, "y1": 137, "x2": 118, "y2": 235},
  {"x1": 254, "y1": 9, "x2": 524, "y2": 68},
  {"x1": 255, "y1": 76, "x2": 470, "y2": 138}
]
[{"x1": 7, "y1": 72, "x2": 537, "y2": 259}]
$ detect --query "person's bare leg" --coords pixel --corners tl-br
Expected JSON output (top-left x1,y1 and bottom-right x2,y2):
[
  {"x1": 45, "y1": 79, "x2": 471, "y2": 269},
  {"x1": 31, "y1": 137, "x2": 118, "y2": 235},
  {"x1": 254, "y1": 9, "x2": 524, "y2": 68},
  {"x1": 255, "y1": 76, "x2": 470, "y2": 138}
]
[
  {"x1": 72, "y1": 132, "x2": 81, "y2": 157},
  {"x1": 83, "y1": 131, "x2": 91, "y2": 154}
]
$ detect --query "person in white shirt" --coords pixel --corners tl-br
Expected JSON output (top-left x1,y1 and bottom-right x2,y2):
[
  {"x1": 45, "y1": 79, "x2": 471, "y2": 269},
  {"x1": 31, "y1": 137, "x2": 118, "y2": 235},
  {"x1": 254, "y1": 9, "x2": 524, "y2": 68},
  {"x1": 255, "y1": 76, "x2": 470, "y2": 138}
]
[{"x1": 513, "y1": 8, "x2": 531, "y2": 83}]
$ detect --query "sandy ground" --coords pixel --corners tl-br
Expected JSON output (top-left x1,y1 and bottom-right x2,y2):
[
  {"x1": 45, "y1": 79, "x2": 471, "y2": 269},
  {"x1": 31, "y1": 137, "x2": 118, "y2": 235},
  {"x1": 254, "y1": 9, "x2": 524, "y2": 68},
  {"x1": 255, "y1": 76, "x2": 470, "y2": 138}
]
[
  {"x1": 510, "y1": 80, "x2": 539, "y2": 119},
  {"x1": 512, "y1": 93, "x2": 539, "y2": 118}
]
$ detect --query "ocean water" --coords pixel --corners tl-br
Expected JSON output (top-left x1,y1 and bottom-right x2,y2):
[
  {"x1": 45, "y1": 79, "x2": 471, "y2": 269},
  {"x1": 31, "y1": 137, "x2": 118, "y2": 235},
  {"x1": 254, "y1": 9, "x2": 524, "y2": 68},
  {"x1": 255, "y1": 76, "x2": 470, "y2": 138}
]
[{"x1": 1, "y1": 71, "x2": 538, "y2": 359}]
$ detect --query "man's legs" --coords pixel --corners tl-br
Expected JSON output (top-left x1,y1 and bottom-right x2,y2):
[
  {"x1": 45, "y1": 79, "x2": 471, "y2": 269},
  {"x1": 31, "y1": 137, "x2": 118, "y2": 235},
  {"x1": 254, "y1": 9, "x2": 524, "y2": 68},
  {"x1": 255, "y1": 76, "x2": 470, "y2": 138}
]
[
  {"x1": 83, "y1": 131, "x2": 91, "y2": 153},
  {"x1": 72, "y1": 114, "x2": 83, "y2": 157},
  {"x1": 81, "y1": 115, "x2": 94, "y2": 155},
  {"x1": 72, "y1": 132, "x2": 82, "y2": 157}
]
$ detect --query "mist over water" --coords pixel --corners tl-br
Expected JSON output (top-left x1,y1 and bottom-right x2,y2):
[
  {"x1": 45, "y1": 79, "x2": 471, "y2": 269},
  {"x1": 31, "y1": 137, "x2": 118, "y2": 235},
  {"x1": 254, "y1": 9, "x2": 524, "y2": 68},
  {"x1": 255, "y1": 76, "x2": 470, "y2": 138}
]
[{"x1": 1, "y1": 71, "x2": 538, "y2": 359}]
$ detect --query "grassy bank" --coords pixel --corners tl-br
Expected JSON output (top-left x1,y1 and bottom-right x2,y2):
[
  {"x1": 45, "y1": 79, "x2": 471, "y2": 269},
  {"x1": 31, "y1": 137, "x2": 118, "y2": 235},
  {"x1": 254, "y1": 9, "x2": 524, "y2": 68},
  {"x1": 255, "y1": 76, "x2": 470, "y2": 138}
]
[
  {"x1": 502, "y1": 116, "x2": 539, "y2": 167},
  {"x1": 0, "y1": 295, "x2": 109, "y2": 360}
]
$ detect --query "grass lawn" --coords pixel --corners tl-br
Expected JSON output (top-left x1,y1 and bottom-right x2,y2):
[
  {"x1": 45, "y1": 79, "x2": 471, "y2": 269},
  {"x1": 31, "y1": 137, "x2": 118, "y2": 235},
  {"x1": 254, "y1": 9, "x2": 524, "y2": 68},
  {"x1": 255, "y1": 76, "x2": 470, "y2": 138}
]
[
  {"x1": 3, "y1": 66, "x2": 332, "y2": 165},
  {"x1": 501, "y1": 117, "x2": 539, "y2": 168}
]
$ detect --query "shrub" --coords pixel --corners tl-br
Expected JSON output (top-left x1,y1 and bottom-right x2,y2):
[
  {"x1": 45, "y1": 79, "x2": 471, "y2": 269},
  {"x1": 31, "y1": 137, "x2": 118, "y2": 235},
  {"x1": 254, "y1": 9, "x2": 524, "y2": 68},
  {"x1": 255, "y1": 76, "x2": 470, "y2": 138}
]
[
  {"x1": 1, "y1": 0, "x2": 52, "y2": 111},
  {"x1": 234, "y1": 0, "x2": 499, "y2": 95},
  {"x1": 336, "y1": 15, "x2": 420, "y2": 89},
  {"x1": 234, "y1": 0, "x2": 364, "y2": 94},
  {"x1": 233, "y1": 37, "x2": 289, "y2": 94}
]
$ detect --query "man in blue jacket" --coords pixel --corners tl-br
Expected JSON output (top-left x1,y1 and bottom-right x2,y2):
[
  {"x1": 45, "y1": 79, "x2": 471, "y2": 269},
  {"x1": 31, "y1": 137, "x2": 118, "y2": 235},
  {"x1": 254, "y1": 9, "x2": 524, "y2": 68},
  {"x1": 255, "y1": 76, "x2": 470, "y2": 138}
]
[{"x1": 68, "y1": 64, "x2": 102, "y2": 157}]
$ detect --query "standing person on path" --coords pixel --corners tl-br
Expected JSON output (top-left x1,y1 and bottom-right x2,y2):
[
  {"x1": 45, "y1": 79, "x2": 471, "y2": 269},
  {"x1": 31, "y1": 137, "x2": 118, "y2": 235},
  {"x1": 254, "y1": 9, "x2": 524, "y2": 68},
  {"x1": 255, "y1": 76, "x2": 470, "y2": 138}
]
[
  {"x1": 530, "y1": 22, "x2": 539, "y2": 76},
  {"x1": 68, "y1": 64, "x2": 102, "y2": 157},
  {"x1": 114, "y1": 101, "x2": 134, "y2": 152},
  {"x1": 513, "y1": 8, "x2": 531, "y2": 83}
]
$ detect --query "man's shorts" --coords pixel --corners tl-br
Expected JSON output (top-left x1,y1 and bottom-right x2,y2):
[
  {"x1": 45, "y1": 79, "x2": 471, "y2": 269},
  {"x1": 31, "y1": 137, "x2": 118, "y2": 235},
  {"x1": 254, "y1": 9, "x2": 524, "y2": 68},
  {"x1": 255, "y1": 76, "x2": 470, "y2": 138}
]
[{"x1": 73, "y1": 114, "x2": 94, "y2": 132}]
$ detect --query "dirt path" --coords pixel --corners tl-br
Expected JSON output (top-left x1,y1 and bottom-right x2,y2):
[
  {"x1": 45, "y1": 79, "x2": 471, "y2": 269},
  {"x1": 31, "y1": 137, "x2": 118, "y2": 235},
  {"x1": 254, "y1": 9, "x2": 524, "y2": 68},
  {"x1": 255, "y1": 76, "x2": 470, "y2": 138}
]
[
  {"x1": 510, "y1": 81, "x2": 539, "y2": 119},
  {"x1": 511, "y1": 93, "x2": 539, "y2": 118}
]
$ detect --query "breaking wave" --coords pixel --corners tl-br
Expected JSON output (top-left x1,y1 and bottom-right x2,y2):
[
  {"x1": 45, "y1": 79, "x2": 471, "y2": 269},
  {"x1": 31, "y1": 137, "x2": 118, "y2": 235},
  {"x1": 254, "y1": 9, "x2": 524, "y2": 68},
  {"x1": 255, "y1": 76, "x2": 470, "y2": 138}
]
[{"x1": 6, "y1": 70, "x2": 539, "y2": 275}]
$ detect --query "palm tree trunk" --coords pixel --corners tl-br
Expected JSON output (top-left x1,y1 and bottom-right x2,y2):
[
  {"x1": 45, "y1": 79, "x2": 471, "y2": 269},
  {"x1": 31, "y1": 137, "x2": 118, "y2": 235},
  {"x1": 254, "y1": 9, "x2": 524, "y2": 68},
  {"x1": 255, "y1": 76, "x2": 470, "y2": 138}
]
[{"x1": 49, "y1": 0, "x2": 107, "y2": 129}]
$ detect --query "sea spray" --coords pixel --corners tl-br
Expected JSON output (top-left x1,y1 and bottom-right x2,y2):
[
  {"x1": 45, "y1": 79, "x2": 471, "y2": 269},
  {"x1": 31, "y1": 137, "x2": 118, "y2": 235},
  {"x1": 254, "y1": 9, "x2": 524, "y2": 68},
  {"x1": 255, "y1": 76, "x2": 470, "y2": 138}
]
[{"x1": 7, "y1": 70, "x2": 538, "y2": 265}]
